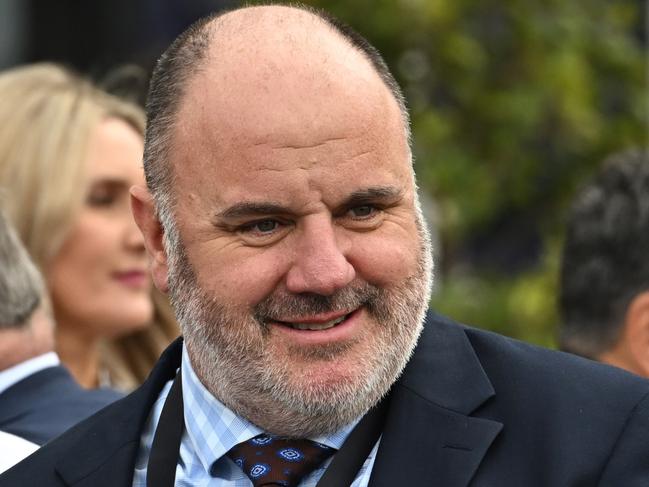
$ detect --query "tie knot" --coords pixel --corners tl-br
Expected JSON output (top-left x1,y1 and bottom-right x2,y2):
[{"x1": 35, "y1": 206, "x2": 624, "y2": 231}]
[{"x1": 226, "y1": 434, "x2": 336, "y2": 487}]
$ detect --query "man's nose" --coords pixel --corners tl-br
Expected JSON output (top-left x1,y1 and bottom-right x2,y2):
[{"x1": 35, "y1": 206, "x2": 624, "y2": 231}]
[{"x1": 285, "y1": 218, "x2": 355, "y2": 296}]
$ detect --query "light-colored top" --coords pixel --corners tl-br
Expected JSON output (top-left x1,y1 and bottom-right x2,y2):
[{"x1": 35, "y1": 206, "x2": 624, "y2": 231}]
[
  {"x1": 0, "y1": 352, "x2": 59, "y2": 394},
  {"x1": 133, "y1": 344, "x2": 379, "y2": 486},
  {"x1": 0, "y1": 431, "x2": 38, "y2": 473}
]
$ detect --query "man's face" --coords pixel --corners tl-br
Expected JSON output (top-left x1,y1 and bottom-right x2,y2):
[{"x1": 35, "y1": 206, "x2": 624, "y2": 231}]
[{"x1": 160, "y1": 41, "x2": 432, "y2": 436}]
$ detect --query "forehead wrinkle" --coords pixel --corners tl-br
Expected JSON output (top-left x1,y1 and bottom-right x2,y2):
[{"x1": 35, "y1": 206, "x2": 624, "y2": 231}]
[
  {"x1": 247, "y1": 135, "x2": 375, "y2": 174},
  {"x1": 256, "y1": 163, "x2": 315, "y2": 173},
  {"x1": 255, "y1": 135, "x2": 349, "y2": 151}
]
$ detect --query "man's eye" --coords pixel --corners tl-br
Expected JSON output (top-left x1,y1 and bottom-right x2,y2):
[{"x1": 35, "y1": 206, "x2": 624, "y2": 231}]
[
  {"x1": 349, "y1": 205, "x2": 377, "y2": 218},
  {"x1": 241, "y1": 219, "x2": 280, "y2": 234},
  {"x1": 255, "y1": 220, "x2": 278, "y2": 233}
]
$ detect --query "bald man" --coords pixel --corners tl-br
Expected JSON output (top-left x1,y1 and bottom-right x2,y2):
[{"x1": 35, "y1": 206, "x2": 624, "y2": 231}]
[{"x1": 3, "y1": 5, "x2": 648, "y2": 487}]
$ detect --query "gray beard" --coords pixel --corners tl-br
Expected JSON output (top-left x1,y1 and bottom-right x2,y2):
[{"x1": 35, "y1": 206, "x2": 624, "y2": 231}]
[{"x1": 165, "y1": 213, "x2": 433, "y2": 437}]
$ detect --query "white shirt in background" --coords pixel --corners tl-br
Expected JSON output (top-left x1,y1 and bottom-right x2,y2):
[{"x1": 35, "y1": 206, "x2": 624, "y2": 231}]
[{"x1": 0, "y1": 431, "x2": 38, "y2": 472}]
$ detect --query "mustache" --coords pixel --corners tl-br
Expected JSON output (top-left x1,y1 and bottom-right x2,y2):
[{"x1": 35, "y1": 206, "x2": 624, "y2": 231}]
[{"x1": 253, "y1": 281, "x2": 381, "y2": 324}]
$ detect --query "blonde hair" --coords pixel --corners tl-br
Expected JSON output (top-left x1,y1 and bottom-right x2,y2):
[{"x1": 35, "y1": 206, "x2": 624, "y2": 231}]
[{"x1": 0, "y1": 63, "x2": 178, "y2": 390}]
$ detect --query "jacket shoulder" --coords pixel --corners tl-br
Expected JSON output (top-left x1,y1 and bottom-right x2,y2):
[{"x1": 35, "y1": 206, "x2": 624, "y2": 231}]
[
  {"x1": 0, "y1": 403, "x2": 114, "y2": 486},
  {"x1": 462, "y1": 321, "x2": 649, "y2": 404},
  {"x1": 0, "y1": 338, "x2": 184, "y2": 486},
  {"x1": 0, "y1": 366, "x2": 123, "y2": 445}
]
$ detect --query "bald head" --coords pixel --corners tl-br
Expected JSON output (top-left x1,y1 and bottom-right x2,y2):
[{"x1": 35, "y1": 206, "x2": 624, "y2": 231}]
[{"x1": 143, "y1": 4, "x2": 409, "y2": 219}]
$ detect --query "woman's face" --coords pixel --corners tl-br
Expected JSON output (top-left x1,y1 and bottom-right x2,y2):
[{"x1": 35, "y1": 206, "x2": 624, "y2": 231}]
[{"x1": 48, "y1": 118, "x2": 153, "y2": 338}]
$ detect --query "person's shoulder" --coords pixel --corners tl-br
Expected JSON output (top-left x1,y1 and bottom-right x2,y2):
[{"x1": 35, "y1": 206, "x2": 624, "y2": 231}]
[
  {"x1": 0, "y1": 340, "x2": 183, "y2": 486},
  {"x1": 455, "y1": 315, "x2": 649, "y2": 404},
  {"x1": 5, "y1": 364, "x2": 121, "y2": 401},
  {"x1": 0, "y1": 384, "x2": 137, "y2": 486},
  {"x1": 0, "y1": 365, "x2": 124, "y2": 444},
  {"x1": 0, "y1": 406, "x2": 103, "y2": 485},
  {"x1": 428, "y1": 313, "x2": 649, "y2": 483}
]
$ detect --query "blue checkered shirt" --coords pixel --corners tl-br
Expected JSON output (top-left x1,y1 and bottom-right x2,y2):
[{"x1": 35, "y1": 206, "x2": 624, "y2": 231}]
[{"x1": 132, "y1": 344, "x2": 379, "y2": 486}]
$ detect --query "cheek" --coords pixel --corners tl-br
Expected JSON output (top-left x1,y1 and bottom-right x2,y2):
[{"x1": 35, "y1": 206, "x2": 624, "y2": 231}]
[
  {"x1": 49, "y1": 229, "x2": 108, "y2": 288},
  {"x1": 46, "y1": 212, "x2": 125, "y2": 312},
  {"x1": 348, "y1": 225, "x2": 421, "y2": 287},
  {"x1": 47, "y1": 236, "x2": 153, "y2": 334},
  {"x1": 47, "y1": 270, "x2": 101, "y2": 326},
  {"x1": 47, "y1": 232, "x2": 113, "y2": 319},
  {"x1": 190, "y1": 246, "x2": 290, "y2": 307},
  {"x1": 47, "y1": 255, "x2": 106, "y2": 330}
]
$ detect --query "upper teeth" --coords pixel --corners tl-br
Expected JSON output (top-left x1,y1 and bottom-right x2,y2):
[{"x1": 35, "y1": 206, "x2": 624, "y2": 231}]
[{"x1": 286, "y1": 315, "x2": 347, "y2": 330}]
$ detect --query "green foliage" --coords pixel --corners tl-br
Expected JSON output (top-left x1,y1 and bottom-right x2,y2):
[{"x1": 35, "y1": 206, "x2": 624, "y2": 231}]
[
  {"x1": 256, "y1": 0, "x2": 647, "y2": 345},
  {"x1": 431, "y1": 238, "x2": 562, "y2": 348}
]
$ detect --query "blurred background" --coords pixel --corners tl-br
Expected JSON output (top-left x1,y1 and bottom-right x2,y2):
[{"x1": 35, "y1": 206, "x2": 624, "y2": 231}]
[{"x1": 1, "y1": 0, "x2": 646, "y2": 347}]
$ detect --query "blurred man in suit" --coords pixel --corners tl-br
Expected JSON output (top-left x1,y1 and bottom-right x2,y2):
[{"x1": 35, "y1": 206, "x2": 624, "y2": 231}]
[
  {"x1": 559, "y1": 150, "x2": 649, "y2": 376},
  {"x1": 0, "y1": 210, "x2": 121, "y2": 446},
  {"x1": 2, "y1": 5, "x2": 649, "y2": 487}
]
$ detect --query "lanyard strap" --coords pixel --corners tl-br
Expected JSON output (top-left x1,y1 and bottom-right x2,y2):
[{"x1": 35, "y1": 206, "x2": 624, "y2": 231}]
[
  {"x1": 146, "y1": 371, "x2": 388, "y2": 487},
  {"x1": 146, "y1": 370, "x2": 184, "y2": 487},
  {"x1": 315, "y1": 395, "x2": 388, "y2": 486}
]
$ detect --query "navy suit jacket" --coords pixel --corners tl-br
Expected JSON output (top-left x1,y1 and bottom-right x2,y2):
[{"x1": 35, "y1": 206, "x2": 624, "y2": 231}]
[
  {"x1": 2, "y1": 312, "x2": 649, "y2": 486},
  {"x1": 0, "y1": 365, "x2": 122, "y2": 445}
]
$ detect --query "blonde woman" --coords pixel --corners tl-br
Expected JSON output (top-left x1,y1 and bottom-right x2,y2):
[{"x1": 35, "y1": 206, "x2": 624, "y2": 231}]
[{"x1": 0, "y1": 63, "x2": 179, "y2": 391}]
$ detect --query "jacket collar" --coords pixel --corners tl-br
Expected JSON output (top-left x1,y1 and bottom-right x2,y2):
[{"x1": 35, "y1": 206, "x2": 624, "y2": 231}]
[
  {"x1": 54, "y1": 338, "x2": 183, "y2": 487},
  {"x1": 369, "y1": 312, "x2": 502, "y2": 487}
]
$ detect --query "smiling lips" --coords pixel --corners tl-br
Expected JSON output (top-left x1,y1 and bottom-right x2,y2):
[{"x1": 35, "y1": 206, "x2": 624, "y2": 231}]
[{"x1": 272, "y1": 310, "x2": 354, "y2": 331}]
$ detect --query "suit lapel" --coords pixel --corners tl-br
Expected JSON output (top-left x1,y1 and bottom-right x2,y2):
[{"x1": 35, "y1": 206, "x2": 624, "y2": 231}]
[
  {"x1": 54, "y1": 338, "x2": 183, "y2": 487},
  {"x1": 369, "y1": 313, "x2": 502, "y2": 487}
]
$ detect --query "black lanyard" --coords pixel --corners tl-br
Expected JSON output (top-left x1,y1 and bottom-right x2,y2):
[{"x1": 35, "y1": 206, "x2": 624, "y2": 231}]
[{"x1": 146, "y1": 370, "x2": 388, "y2": 487}]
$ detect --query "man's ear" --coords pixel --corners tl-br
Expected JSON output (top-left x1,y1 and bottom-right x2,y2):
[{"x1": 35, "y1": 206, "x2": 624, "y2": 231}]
[
  {"x1": 619, "y1": 291, "x2": 649, "y2": 378},
  {"x1": 130, "y1": 185, "x2": 169, "y2": 294}
]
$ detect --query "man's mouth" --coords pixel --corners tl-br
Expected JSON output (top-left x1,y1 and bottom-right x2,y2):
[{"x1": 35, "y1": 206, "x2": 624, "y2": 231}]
[{"x1": 270, "y1": 311, "x2": 355, "y2": 331}]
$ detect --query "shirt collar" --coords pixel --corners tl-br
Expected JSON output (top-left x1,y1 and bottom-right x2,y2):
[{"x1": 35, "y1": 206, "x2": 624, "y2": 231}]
[
  {"x1": 181, "y1": 344, "x2": 358, "y2": 477},
  {"x1": 0, "y1": 352, "x2": 60, "y2": 394}
]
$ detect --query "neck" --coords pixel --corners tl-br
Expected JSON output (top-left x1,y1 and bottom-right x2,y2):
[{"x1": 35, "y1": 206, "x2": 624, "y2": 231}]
[
  {"x1": 0, "y1": 330, "x2": 47, "y2": 370},
  {"x1": 55, "y1": 326, "x2": 101, "y2": 388},
  {"x1": 0, "y1": 307, "x2": 55, "y2": 370}
]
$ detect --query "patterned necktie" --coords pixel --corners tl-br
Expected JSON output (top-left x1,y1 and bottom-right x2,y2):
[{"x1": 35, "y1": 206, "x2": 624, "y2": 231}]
[{"x1": 226, "y1": 434, "x2": 336, "y2": 487}]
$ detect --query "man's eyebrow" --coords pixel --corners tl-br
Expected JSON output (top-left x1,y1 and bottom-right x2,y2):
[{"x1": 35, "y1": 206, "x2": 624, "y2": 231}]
[
  {"x1": 337, "y1": 186, "x2": 404, "y2": 209},
  {"x1": 215, "y1": 202, "x2": 290, "y2": 221}
]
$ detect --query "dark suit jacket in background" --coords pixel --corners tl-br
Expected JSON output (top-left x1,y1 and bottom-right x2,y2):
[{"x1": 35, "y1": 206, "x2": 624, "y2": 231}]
[
  {"x1": 2, "y1": 312, "x2": 648, "y2": 486},
  {"x1": 0, "y1": 365, "x2": 122, "y2": 445}
]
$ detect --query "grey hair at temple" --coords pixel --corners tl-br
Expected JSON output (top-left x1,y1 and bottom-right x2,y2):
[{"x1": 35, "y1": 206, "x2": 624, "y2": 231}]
[{"x1": 0, "y1": 209, "x2": 43, "y2": 328}]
